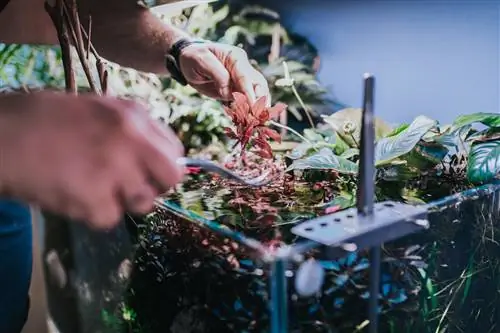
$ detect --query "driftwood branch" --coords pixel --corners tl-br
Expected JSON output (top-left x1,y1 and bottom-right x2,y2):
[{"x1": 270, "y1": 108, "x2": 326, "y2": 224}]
[
  {"x1": 61, "y1": 2, "x2": 99, "y2": 93},
  {"x1": 44, "y1": 0, "x2": 108, "y2": 95},
  {"x1": 44, "y1": 0, "x2": 76, "y2": 94}
]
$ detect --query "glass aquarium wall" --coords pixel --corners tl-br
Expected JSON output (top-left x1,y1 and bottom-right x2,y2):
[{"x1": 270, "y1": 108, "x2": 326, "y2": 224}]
[{"x1": 39, "y1": 175, "x2": 500, "y2": 333}]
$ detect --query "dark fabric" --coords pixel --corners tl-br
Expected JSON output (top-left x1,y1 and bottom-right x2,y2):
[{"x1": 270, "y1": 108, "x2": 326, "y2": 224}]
[
  {"x1": 0, "y1": 0, "x2": 11, "y2": 14},
  {"x1": 0, "y1": 2, "x2": 39, "y2": 332},
  {"x1": 0, "y1": 199, "x2": 33, "y2": 333}
]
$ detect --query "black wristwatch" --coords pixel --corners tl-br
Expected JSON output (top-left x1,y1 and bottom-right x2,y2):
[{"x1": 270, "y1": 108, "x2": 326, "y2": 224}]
[{"x1": 165, "y1": 38, "x2": 206, "y2": 85}]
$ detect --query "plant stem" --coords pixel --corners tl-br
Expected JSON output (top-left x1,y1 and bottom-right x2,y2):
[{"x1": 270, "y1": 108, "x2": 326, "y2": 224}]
[
  {"x1": 349, "y1": 132, "x2": 360, "y2": 149},
  {"x1": 62, "y1": 0, "x2": 100, "y2": 93},
  {"x1": 291, "y1": 84, "x2": 315, "y2": 129},
  {"x1": 268, "y1": 120, "x2": 317, "y2": 149}
]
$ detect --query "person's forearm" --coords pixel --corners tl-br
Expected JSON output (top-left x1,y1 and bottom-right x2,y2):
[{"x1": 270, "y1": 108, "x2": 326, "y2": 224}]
[
  {"x1": 0, "y1": 93, "x2": 26, "y2": 197},
  {"x1": 77, "y1": 0, "x2": 191, "y2": 75}
]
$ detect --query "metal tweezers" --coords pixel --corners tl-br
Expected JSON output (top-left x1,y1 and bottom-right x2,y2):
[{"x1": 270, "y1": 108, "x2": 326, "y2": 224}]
[{"x1": 176, "y1": 157, "x2": 273, "y2": 187}]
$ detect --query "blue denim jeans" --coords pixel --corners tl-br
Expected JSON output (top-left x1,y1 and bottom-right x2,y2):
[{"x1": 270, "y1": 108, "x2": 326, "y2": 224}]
[{"x1": 0, "y1": 199, "x2": 32, "y2": 332}]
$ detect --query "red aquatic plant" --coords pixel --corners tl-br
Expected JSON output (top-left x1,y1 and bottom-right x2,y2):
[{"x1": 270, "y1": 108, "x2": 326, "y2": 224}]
[
  {"x1": 185, "y1": 166, "x2": 202, "y2": 175},
  {"x1": 223, "y1": 92, "x2": 287, "y2": 159}
]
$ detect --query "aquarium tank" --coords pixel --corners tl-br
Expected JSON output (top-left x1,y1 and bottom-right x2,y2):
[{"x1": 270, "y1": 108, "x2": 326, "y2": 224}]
[{"x1": 9, "y1": 1, "x2": 498, "y2": 333}]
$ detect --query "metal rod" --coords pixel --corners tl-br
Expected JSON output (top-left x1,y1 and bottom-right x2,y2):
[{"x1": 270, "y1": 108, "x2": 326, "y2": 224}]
[
  {"x1": 368, "y1": 247, "x2": 381, "y2": 333},
  {"x1": 357, "y1": 73, "x2": 380, "y2": 333},
  {"x1": 357, "y1": 73, "x2": 375, "y2": 215},
  {"x1": 270, "y1": 258, "x2": 288, "y2": 333}
]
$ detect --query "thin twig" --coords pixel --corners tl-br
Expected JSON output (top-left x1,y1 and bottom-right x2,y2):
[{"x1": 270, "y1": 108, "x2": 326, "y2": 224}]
[
  {"x1": 77, "y1": 17, "x2": 108, "y2": 93},
  {"x1": 100, "y1": 67, "x2": 108, "y2": 95},
  {"x1": 61, "y1": 0, "x2": 100, "y2": 93},
  {"x1": 68, "y1": 0, "x2": 85, "y2": 58},
  {"x1": 291, "y1": 84, "x2": 315, "y2": 129},
  {"x1": 86, "y1": 15, "x2": 92, "y2": 59}
]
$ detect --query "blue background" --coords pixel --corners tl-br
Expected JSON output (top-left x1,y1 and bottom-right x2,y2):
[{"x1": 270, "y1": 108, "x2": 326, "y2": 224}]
[{"x1": 266, "y1": 0, "x2": 499, "y2": 124}]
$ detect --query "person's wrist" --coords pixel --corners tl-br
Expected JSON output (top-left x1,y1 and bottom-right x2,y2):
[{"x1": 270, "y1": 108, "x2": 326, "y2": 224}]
[
  {"x1": 166, "y1": 33, "x2": 193, "y2": 52},
  {"x1": 0, "y1": 93, "x2": 42, "y2": 196},
  {"x1": 165, "y1": 37, "x2": 207, "y2": 85},
  {"x1": 0, "y1": 95, "x2": 17, "y2": 196}
]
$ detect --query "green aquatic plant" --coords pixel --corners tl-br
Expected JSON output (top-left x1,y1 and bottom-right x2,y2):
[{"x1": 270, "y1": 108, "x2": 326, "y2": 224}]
[
  {"x1": 285, "y1": 110, "x2": 500, "y2": 205},
  {"x1": 122, "y1": 48, "x2": 500, "y2": 332}
]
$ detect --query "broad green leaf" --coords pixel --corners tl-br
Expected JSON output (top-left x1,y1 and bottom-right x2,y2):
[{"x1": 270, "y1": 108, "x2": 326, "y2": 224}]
[
  {"x1": 270, "y1": 141, "x2": 299, "y2": 152},
  {"x1": 377, "y1": 164, "x2": 419, "y2": 181},
  {"x1": 433, "y1": 124, "x2": 472, "y2": 149},
  {"x1": 422, "y1": 123, "x2": 451, "y2": 142},
  {"x1": 333, "y1": 132, "x2": 350, "y2": 155},
  {"x1": 375, "y1": 116, "x2": 437, "y2": 166},
  {"x1": 314, "y1": 126, "x2": 336, "y2": 139},
  {"x1": 210, "y1": 4, "x2": 230, "y2": 26},
  {"x1": 451, "y1": 113, "x2": 500, "y2": 131},
  {"x1": 318, "y1": 193, "x2": 355, "y2": 209},
  {"x1": 286, "y1": 127, "x2": 343, "y2": 160},
  {"x1": 287, "y1": 142, "x2": 314, "y2": 160},
  {"x1": 340, "y1": 148, "x2": 360, "y2": 159},
  {"x1": 467, "y1": 141, "x2": 500, "y2": 183},
  {"x1": 402, "y1": 195, "x2": 427, "y2": 205},
  {"x1": 221, "y1": 25, "x2": 255, "y2": 45},
  {"x1": 286, "y1": 142, "x2": 337, "y2": 160},
  {"x1": 466, "y1": 127, "x2": 500, "y2": 144},
  {"x1": 286, "y1": 148, "x2": 358, "y2": 174},
  {"x1": 260, "y1": 59, "x2": 308, "y2": 78},
  {"x1": 404, "y1": 142, "x2": 449, "y2": 169},
  {"x1": 321, "y1": 108, "x2": 393, "y2": 148},
  {"x1": 385, "y1": 124, "x2": 410, "y2": 137},
  {"x1": 303, "y1": 128, "x2": 324, "y2": 142},
  {"x1": 402, "y1": 188, "x2": 427, "y2": 205}
]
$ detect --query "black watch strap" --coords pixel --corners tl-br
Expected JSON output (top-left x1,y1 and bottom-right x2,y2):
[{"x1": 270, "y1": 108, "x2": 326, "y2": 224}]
[{"x1": 165, "y1": 38, "x2": 206, "y2": 85}]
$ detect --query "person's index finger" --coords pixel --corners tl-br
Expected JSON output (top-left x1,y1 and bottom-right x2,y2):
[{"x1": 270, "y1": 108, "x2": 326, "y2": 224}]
[
  {"x1": 195, "y1": 52, "x2": 232, "y2": 100},
  {"x1": 231, "y1": 62, "x2": 257, "y2": 104},
  {"x1": 140, "y1": 132, "x2": 185, "y2": 193},
  {"x1": 124, "y1": 112, "x2": 185, "y2": 192},
  {"x1": 235, "y1": 76, "x2": 256, "y2": 104},
  {"x1": 252, "y1": 69, "x2": 271, "y2": 107},
  {"x1": 149, "y1": 118, "x2": 185, "y2": 156}
]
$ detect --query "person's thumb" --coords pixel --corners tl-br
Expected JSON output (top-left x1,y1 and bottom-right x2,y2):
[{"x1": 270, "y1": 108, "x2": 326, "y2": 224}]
[{"x1": 193, "y1": 52, "x2": 232, "y2": 100}]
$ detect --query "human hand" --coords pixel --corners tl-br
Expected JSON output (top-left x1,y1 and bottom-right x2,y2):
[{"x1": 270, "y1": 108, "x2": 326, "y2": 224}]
[
  {"x1": 0, "y1": 92, "x2": 184, "y2": 229},
  {"x1": 178, "y1": 41, "x2": 271, "y2": 105}
]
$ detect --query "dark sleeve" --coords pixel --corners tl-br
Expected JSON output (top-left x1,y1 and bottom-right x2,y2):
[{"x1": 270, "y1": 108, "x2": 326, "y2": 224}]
[{"x1": 0, "y1": 199, "x2": 32, "y2": 333}]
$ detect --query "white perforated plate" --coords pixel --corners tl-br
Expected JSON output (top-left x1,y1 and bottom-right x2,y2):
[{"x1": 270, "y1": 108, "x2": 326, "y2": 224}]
[{"x1": 291, "y1": 201, "x2": 428, "y2": 247}]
